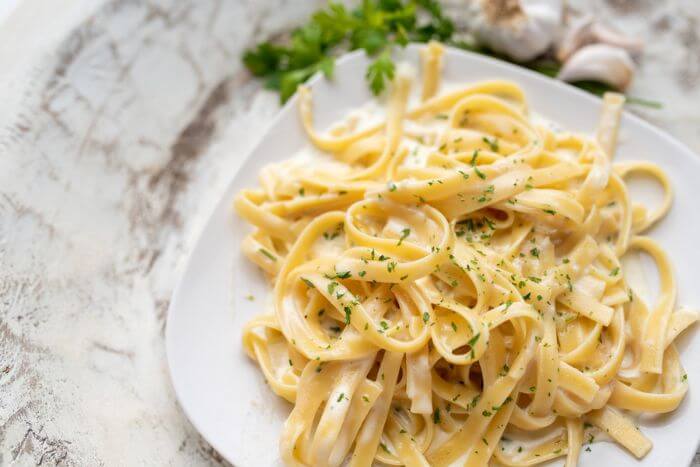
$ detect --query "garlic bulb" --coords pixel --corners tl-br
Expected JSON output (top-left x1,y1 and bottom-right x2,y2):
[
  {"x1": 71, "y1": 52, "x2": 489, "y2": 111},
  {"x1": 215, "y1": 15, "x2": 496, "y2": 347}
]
[
  {"x1": 467, "y1": 0, "x2": 564, "y2": 62},
  {"x1": 557, "y1": 44, "x2": 635, "y2": 91},
  {"x1": 557, "y1": 15, "x2": 643, "y2": 62}
]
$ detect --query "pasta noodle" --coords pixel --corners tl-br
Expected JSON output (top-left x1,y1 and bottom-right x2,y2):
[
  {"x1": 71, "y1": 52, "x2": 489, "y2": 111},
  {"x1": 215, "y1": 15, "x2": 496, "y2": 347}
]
[{"x1": 237, "y1": 42, "x2": 696, "y2": 466}]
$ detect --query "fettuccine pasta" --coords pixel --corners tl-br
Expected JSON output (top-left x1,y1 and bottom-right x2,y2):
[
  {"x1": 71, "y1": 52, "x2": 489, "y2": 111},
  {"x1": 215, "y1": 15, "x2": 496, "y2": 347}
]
[{"x1": 237, "y1": 42, "x2": 696, "y2": 466}]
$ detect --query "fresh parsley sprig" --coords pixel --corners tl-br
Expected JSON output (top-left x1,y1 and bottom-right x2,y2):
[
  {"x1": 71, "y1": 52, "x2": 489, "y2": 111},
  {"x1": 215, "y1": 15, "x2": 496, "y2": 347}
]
[
  {"x1": 243, "y1": 0, "x2": 453, "y2": 102},
  {"x1": 242, "y1": 0, "x2": 661, "y2": 109}
]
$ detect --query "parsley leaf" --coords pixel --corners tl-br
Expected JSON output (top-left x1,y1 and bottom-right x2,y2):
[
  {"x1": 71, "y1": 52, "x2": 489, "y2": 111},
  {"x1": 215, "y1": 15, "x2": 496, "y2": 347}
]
[
  {"x1": 243, "y1": 1, "x2": 661, "y2": 107},
  {"x1": 366, "y1": 50, "x2": 396, "y2": 95},
  {"x1": 242, "y1": 0, "x2": 453, "y2": 102}
]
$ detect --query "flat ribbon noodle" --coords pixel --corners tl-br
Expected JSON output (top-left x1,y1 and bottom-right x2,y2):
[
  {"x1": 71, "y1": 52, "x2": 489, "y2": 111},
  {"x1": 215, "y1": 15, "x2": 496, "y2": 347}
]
[{"x1": 236, "y1": 43, "x2": 696, "y2": 466}]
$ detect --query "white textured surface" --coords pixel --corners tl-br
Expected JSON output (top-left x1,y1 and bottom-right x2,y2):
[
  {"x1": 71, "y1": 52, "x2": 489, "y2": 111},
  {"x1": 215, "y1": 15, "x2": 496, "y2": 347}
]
[{"x1": 0, "y1": 0, "x2": 699, "y2": 465}]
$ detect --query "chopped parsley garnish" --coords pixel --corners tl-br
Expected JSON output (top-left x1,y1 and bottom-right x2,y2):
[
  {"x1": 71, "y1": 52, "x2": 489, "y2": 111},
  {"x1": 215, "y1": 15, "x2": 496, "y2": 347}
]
[
  {"x1": 327, "y1": 270, "x2": 352, "y2": 279},
  {"x1": 327, "y1": 281, "x2": 338, "y2": 295},
  {"x1": 470, "y1": 150, "x2": 479, "y2": 166},
  {"x1": 482, "y1": 136, "x2": 499, "y2": 152},
  {"x1": 397, "y1": 228, "x2": 410, "y2": 246},
  {"x1": 259, "y1": 248, "x2": 276, "y2": 261},
  {"x1": 323, "y1": 223, "x2": 344, "y2": 240},
  {"x1": 467, "y1": 332, "x2": 480, "y2": 348}
]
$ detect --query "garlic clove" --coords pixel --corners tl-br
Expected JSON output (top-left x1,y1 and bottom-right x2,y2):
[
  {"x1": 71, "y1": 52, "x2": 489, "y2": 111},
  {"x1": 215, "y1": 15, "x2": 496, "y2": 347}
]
[
  {"x1": 557, "y1": 44, "x2": 635, "y2": 91},
  {"x1": 589, "y1": 22, "x2": 644, "y2": 54},
  {"x1": 557, "y1": 15, "x2": 643, "y2": 62},
  {"x1": 468, "y1": 0, "x2": 564, "y2": 62}
]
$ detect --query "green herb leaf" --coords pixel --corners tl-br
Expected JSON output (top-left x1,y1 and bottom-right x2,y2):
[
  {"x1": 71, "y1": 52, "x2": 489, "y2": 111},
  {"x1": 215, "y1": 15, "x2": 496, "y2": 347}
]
[
  {"x1": 243, "y1": 2, "x2": 659, "y2": 107},
  {"x1": 259, "y1": 248, "x2": 277, "y2": 261},
  {"x1": 397, "y1": 228, "x2": 410, "y2": 246},
  {"x1": 433, "y1": 407, "x2": 441, "y2": 424},
  {"x1": 366, "y1": 50, "x2": 396, "y2": 95}
]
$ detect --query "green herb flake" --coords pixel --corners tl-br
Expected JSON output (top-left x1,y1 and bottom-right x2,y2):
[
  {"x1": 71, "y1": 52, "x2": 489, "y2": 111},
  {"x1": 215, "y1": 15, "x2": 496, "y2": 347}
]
[
  {"x1": 482, "y1": 136, "x2": 499, "y2": 152},
  {"x1": 366, "y1": 50, "x2": 395, "y2": 96},
  {"x1": 259, "y1": 248, "x2": 277, "y2": 261},
  {"x1": 327, "y1": 281, "x2": 338, "y2": 295},
  {"x1": 397, "y1": 228, "x2": 410, "y2": 246},
  {"x1": 433, "y1": 408, "x2": 441, "y2": 424}
]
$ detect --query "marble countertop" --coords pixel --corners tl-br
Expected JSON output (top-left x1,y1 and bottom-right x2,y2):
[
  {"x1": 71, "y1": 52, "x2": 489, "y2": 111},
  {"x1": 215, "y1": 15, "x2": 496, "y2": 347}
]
[{"x1": 0, "y1": 0, "x2": 698, "y2": 465}]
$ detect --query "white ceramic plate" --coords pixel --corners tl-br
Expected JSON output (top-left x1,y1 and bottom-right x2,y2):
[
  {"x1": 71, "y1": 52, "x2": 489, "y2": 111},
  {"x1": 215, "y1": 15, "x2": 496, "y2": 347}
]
[{"x1": 166, "y1": 44, "x2": 700, "y2": 467}]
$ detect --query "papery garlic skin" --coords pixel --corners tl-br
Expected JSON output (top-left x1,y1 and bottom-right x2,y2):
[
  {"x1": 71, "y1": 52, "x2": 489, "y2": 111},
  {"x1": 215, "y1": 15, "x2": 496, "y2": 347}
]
[
  {"x1": 557, "y1": 44, "x2": 635, "y2": 91},
  {"x1": 557, "y1": 15, "x2": 644, "y2": 62},
  {"x1": 468, "y1": 0, "x2": 563, "y2": 62}
]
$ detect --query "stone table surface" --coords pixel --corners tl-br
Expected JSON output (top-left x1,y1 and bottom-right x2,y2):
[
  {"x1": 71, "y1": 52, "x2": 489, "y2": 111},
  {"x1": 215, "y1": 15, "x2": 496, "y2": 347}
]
[{"x1": 0, "y1": 0, "x2": 699, "y2": 465}]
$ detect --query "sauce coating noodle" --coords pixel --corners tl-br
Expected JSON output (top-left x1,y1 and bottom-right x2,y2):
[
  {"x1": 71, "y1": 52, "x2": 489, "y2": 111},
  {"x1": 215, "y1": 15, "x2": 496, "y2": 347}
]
[{"x1": 237, "y1": 43, "x2": 696, "y2": 467}]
